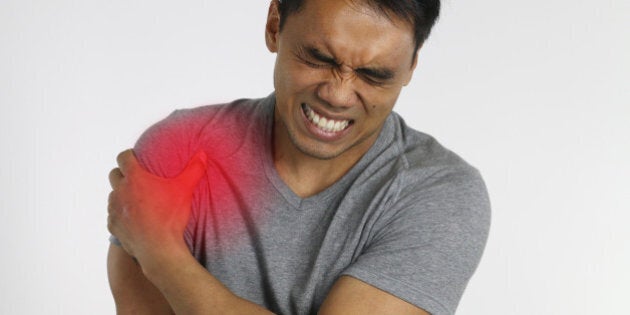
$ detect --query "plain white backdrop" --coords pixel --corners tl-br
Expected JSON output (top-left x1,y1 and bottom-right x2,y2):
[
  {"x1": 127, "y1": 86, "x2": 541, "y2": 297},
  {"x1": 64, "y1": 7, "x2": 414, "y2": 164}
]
[{"x1": 1, "y1": 0, "x2": 628, "y2": 314}]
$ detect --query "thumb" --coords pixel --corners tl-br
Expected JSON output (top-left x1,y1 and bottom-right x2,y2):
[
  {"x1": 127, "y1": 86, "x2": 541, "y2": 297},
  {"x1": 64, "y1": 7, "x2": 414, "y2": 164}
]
[{"x1": 176, "y1": 150, "x2": 208, "y2": 189}]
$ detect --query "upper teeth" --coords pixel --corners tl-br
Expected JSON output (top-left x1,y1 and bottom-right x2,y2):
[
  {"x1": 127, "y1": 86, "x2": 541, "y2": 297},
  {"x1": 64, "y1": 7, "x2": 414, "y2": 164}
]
[{"x1": 303, "y1": 104, "x2": 350, "y2": 133}]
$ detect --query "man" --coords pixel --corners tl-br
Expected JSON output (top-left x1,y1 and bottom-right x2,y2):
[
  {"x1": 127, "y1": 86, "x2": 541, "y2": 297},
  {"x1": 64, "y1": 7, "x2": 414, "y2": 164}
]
[{"x1": 107, "y1": 0, "x2": 490, "y2": 314}]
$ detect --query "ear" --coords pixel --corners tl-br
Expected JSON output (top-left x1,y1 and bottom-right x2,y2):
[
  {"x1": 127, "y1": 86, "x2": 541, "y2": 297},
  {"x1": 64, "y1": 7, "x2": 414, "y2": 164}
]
[
  {"x1": 403, "y1": 48, "x2": 420, "y2": 86},
  {"x1": 265, "y1": 0, "x2": 281, "y2": 53}
]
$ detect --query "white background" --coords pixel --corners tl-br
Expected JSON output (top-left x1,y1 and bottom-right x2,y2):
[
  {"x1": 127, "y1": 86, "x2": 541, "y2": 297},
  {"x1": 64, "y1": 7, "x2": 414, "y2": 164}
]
[{"x1": 1, "y1": 0, "x2": 628, "y2": 314}]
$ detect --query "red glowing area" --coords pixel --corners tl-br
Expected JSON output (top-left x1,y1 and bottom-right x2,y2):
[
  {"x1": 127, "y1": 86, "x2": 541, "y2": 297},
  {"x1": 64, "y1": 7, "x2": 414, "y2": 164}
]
[{"x1": 132, "y1": 104, "x2": 272, "y2": 255}]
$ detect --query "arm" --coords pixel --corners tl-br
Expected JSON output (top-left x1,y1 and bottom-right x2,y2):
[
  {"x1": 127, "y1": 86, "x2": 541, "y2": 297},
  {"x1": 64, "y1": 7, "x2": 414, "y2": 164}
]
[
  {"x1": 319, "y1": 276, "x2": 430, "y2": 315},
  {"x1": 107, "y1": 240, "x2": 267, "y2": 314},
  {"x1": 107, "y1": 243, "x2": 173, "y2": 315},
  {"x1": 109, "y1": 237, "x2": 426, "y2": 315},
  {"x1": 107, "y1": 150, "x2": 274, "y2": 314},
  {"x1": 110, "y1": 238, "x2": 425, "y2": 315},
  {"x1": 322, "y1": 167, "x2": 491, "y2": 315},
  {"x1": 114, "y1": 236, "x2": 421, "y2": 315},
  {"x1": 109, "y1": 241, "x2": 424, "y2": 315},
  {"x1": 141, "y1": 252, "x2": 427, "y2": 315},
  {"x1": 136, "y1": 241, "x2": 275, "y2": 315},
  {"x1": 108, "y1": 151, "x2": 478, "y2": 315}
]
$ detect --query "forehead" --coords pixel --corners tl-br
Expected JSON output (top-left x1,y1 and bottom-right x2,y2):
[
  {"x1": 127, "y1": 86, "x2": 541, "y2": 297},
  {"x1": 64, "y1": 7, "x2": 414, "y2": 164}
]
[{"x1": 284, "y1": 0, "x2": 416, "y2": 68}]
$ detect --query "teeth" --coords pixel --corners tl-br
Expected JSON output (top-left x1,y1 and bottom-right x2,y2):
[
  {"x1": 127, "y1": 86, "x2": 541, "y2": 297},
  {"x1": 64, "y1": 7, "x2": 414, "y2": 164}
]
[
  {"x1": 326, "y1": 120, "x2": 334, "y2": 130},
  {"x1": 320, "y1": 117, "x2": 328, "y2": 129},
  {"x1": 302, "y1": 104, "x2": 350, "y2": 133}
]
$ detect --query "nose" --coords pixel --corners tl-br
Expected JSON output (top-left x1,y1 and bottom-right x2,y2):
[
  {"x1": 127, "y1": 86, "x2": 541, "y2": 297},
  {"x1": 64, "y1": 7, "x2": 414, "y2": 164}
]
[{"x1": 316, "y1": 68, "x2": 359, "y2": 109}]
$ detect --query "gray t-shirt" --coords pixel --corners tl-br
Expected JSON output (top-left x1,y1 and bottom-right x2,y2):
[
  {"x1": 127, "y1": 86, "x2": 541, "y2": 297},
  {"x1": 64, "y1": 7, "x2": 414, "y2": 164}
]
[{"x1": 111, "y1": 94, "x2": 490, "y2": 315}]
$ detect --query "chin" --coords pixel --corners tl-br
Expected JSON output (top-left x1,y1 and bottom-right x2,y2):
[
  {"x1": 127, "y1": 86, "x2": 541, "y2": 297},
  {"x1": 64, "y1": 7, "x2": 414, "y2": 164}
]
[{"x1": 292, "y1": 139, "x2": 347, "y2": 161}]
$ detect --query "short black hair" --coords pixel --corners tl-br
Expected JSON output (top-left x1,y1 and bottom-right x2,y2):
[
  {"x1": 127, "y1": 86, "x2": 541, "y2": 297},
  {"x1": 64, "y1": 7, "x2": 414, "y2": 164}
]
[{"x1": 277, "y1": 0, "x2": 440, "y2": 55}]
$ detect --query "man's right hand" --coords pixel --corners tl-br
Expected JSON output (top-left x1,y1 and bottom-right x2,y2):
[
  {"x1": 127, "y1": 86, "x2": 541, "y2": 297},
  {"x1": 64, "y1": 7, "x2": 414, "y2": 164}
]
[{"x1": 107, "y1": 149, "x2": 207, "y2": 266}]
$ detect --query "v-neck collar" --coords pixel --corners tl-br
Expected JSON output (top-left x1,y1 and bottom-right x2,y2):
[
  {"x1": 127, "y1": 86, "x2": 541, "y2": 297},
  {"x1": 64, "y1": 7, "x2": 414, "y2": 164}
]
[{"x1": 258, "y1": 93, "x2": 397, "y2": 210}]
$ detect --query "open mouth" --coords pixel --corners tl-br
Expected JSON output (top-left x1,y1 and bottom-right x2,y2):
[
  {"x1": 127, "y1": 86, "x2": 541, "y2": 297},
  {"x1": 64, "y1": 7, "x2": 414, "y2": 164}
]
[{"x1": 301, "y1": 103, "x2": 354, "y2": 133}]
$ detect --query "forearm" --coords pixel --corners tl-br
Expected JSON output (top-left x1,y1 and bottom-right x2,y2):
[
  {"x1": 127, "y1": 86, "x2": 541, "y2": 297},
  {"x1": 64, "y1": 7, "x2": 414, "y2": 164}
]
[
  {"x1": 139, "y1": 246, "x2": 275, "y2": 315},
  {"x1": 107, "y1": 244, "x2": 175, "y2": 315}
]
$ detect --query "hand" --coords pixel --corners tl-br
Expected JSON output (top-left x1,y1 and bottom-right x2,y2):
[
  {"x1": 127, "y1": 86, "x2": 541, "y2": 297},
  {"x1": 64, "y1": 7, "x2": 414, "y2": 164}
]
[{"x1": 107, "y1": 149, "x2": 207, "y2": 264}]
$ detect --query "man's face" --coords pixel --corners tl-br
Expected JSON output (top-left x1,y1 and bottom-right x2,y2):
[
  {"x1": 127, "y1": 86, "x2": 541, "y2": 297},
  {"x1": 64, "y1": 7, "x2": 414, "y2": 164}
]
[{"x1": 266, "y1": 0, "x2": 417, "y2": 162}]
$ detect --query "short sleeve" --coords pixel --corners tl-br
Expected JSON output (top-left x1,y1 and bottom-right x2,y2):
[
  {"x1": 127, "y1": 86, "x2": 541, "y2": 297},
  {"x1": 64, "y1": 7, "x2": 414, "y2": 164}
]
[{"x1": 341, "y1": 167, "x2": 491, "y2": 315}]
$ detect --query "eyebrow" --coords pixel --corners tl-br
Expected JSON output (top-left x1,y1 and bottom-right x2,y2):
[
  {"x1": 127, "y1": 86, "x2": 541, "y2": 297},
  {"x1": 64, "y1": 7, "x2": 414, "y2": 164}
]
[{"x1": 303, "y1": 45, "x2": 395, "y2": 81}]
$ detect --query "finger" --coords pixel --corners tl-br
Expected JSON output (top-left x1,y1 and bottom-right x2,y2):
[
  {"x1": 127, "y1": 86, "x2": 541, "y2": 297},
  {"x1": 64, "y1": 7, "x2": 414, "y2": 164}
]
[
  {"x1": 107, "y1": 191, "x2": 118, "y2": 215},
  {"x1": 116, "y1": 149, "x2": 140, "y2": 175},
  {"x1": 107, "y1": 191, "x2": 118, "y2": 234},
  {"x1": 108, "y1": 168, "x2": 124, "y2": 189},
  {"x1": 176, "y1": 150, "x2": 208, "y2": 190},
  {"x1": 107, "y1": 214, "x2": 115, "y2": 234}
]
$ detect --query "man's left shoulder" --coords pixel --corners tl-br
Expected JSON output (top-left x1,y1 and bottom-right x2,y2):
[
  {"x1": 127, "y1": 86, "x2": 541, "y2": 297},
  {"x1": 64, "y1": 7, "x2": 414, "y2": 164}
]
[
  {"x1": 386, "y1": 114, "x2": 490, "y2": 221},
  {"x1": 391, "y1": 115, "x2": 481, "y2": 182}
]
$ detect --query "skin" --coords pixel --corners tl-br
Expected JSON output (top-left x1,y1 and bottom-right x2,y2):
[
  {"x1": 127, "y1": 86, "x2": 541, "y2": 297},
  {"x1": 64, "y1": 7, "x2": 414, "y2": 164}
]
[
  {"x1": 108, "y1": 0, "x2": 429, "y2": 314},
  {"x1": 269, "y1": 0, "x2": 418, "y2": 197}
]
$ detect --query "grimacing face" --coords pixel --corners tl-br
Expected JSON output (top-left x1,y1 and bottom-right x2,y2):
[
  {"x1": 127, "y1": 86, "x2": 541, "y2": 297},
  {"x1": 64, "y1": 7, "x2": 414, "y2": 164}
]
[{"x1": 266, "y1": 0, "x2": 418, "y2": 162}]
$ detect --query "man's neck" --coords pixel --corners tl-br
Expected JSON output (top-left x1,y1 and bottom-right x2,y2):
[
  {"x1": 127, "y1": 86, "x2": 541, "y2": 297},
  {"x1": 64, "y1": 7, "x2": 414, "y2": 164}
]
[
  {"x1": 272, "y1": 123, "x2": 378, "y2": 199},
  {"x1": 273, "y1": 152, "x2": 354, "y2": 199}
]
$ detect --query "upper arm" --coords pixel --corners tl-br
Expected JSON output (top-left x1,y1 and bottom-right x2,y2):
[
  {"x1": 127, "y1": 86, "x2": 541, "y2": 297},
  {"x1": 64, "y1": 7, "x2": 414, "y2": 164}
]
[
  {"x1": 318, "y1": 276, "x2": 429, "y2": 315},
  {"x1": 107, "y1": 243, "x2": 174, "y2": 315},
  {"x1": 327, "y1": 168, "x2": 490, "y2": 315}
]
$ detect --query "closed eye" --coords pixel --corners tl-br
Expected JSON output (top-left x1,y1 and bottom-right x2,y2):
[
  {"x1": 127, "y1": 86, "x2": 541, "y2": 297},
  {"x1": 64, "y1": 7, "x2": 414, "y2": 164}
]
[
  {"x1": 295, "y1": 44, "x2": 395, "y2": 86},
  {"x1": 359, "y1": 75, "x2": 386, "y2": 86},
  {"x1": 295, "y1": 45, "x2": 338, "y2": 69},
  {"x1": 307, "y1": 47, "x2": 338, "y2": 66},
  {"x1": 300, "y1": 56, "x2": 329, "y2": 69},
  {"x1": 356, "y1": 67, "x2": 394, "y2": 86}
]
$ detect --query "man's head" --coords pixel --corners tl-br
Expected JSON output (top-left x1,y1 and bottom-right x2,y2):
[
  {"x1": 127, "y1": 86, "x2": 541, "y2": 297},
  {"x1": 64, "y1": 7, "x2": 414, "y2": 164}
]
[
  {"x1": 266, "y1": 0, "x2": 440, "y2": 164},
  {"x1": 277, "y1": 0, "x2": 440, "y2": 60}
]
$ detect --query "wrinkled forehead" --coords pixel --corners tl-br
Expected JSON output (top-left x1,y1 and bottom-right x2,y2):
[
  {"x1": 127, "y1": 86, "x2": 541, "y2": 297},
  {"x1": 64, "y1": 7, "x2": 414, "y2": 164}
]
[{"x1": 288, "y1": 0, "x2": 416, "y2": 66}]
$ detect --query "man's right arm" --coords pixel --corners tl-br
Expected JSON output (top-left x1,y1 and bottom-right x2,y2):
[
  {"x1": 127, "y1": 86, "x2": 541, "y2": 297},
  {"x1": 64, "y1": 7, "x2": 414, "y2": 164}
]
[{"x1": 107, "y1": 243, "x2": 174, "y2": 315}]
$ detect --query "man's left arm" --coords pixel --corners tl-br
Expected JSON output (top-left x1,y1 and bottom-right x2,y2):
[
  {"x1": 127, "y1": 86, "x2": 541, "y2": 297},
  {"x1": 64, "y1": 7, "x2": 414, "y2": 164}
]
[{"x1": 329, "y1": 167, "x2": 492, "y2": 315}]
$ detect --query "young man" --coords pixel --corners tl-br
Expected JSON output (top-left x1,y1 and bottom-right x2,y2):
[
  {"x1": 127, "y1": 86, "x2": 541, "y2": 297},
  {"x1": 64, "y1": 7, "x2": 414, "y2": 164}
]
[{"x1": 107, "y1": 0, "x2": 490, "y2": 314}]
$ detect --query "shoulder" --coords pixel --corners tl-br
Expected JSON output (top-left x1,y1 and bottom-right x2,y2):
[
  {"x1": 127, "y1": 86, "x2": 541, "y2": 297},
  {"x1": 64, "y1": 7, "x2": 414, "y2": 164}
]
[
  {"x1": 133, "y1": 96, "x2": 272, "y2": 178},
  {"x1": 389, "y1": 112, "x2": 475, "y2": 175},
  {"x1": 386, "y1": 112, "x2": 491, "y2": 228},
  {"x1": 139, "y1": 97, "x2": 265, "y2": 142},
  {"x1": 341, "y1": 114, "x2": 491, "y2": 314},
  {"x1": 359, "y1": 113, "x2": 492, "y2": 276},
  {"x1": 386, "y1": 113, "x2": 486, "y2": 198},
  {"x1": 355, "y1": 112, "x2": 491, "y2": 225}
]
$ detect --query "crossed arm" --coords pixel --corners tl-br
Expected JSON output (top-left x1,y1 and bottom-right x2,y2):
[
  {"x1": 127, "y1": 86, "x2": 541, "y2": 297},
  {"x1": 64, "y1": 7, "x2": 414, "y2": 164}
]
[{"x1": 106, "y1": 150, "x2": 429, "y2": 315}]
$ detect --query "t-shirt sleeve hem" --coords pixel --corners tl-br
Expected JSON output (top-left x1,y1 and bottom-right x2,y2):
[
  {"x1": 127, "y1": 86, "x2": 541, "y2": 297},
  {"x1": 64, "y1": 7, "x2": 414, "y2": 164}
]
[{"x1": 340, "y1": 266, "x2": 453, "y2": 315}]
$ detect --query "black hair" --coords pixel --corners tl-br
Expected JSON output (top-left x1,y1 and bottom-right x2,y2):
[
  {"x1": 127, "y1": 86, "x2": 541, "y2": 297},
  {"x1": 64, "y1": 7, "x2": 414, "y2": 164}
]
[{"x1": 277, "y1": 0, "x2": 440, "y2": 55}]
